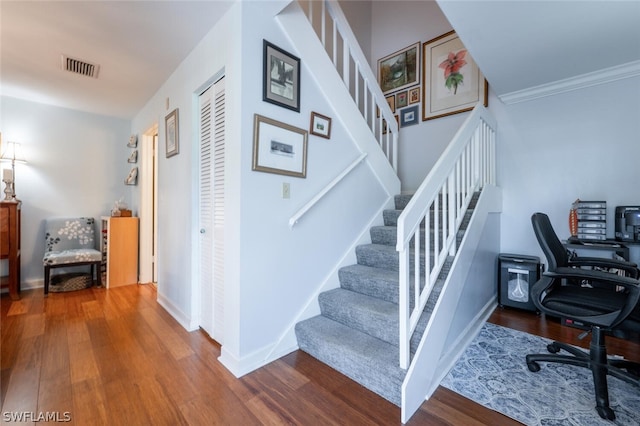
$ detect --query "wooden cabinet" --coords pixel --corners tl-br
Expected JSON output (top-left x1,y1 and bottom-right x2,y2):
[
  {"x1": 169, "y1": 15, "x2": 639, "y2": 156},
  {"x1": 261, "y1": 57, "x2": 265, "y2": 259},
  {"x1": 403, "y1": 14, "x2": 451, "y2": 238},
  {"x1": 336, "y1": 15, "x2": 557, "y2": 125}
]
[
  {"x1": 101, "y1": 217, "x2": 139, "y2": 288},
  {"x1": 0, "y1": 201, "x2": 21, "y2": 300}
]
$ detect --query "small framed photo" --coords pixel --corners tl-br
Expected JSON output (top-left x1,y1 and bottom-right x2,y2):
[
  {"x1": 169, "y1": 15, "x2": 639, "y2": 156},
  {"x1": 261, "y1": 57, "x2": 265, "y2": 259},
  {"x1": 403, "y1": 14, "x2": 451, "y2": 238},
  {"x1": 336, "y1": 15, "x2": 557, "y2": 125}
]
[
  {"x1": 253, "y1": 114, "x2": 308, "y2": 178},
  {"x1": 165, "y1": 108, "x2": 179, "y2": 158},
  {"x1": 310, "y1": 112, "x2": 332, "y2": 139},
  {"x1": 263, "y1": 40, "x2": 300, "y2": 112},
  {"x1": 396, "y1": 90, "x2": 408, "y2": 108},
  {"x1": 378, "y1": 42, "x2": 420, "y2": 95},
  {"x1": 400, "y1": 105, "x2": 419, "y2": 127},
  {"x1": 409, "y1": 87, "x2": 420, "y2": 104}
]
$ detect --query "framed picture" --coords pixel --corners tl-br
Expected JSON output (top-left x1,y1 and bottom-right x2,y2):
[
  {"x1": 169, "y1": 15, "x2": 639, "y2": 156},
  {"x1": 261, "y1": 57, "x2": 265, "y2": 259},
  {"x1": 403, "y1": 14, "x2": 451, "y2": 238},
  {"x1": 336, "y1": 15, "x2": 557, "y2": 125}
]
[
  {"x1": 125, "y1": 167, "x2": 138, "y2": 186},
  {"x1": 422, "y1": 30, "x2": 487, "y2": 121},
  {"x1": 382, "y1": 115, "x2": 399, "y2": 134},
  {"x1": 263, "y1": 40, "x2": 300, "y2": 112},
  {"x1": 310, "y1": 112, "x2": 332, "y2": 139},
  {"x1": 386, "y1": 94, "x2": 396, "y2": 113},
  {"x1": 127, "y1": 150, "x2": 138, "y2": 164},
  {"x1": 252, "y1": 114, "x2": 308, "y2": 178},
  {"x1": 396, "y1": 90, "x2": 408, "y2": 108},
  {"x1": 165, "y1": 108, "x2": 179, "y2": 158},
  {"x1": 409, "y1": 87, "x2": 420, "y2": 104},
  {"x1": 378, "y1": 42, "x2": 420, "y2": 95},
  {"x1": 400, "y1": 105, "x2": 419, "y2": 127}
]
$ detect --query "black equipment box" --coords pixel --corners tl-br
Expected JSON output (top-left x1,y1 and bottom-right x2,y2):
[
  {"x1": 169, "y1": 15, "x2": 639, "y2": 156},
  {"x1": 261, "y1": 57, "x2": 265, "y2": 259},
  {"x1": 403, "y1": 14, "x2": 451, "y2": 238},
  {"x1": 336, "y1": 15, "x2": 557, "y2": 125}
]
[{"x1": 498, "y1": 253, "x2": 542, "y2": 312}]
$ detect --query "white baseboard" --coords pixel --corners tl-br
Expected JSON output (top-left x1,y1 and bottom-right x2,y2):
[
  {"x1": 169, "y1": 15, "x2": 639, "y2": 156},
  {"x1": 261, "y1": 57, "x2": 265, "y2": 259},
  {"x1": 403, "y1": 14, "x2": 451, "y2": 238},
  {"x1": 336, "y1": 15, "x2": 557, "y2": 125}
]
[{"x1": 156, "y1": 292, "x2": 197, "y2": 332}]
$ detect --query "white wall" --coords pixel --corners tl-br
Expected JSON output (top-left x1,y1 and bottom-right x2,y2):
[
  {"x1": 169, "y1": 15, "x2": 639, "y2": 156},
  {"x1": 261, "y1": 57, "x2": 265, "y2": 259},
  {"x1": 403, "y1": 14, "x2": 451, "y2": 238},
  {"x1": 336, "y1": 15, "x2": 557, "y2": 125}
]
[
  {"x1": 128, "y1": 0, "x2": 393, "y2": 375},
  {"x1": 130, "y1": 2, "x2": 240, "y2": 333},
  {"x1": 0, "y1": 96, "x2": 132, "y2": 286},
  {"x1": 367, "y1": 1, "x2": 640, "y2": 265},
  {"x1": 494, "y1": 75, "x2": 640, "y2": 263},
  {"x1": 370, "y1": 0, "x2": 470, "y2": 192}
]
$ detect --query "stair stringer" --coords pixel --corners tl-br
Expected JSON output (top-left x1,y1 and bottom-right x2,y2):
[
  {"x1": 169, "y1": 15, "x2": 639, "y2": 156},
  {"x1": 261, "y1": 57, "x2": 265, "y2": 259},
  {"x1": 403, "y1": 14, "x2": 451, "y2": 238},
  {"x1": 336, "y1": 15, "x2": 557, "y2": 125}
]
[
  {"x1": 276, "y1": 1, "x2": 400, "y2": 198},
  {"x1": 401, "y1": 184, "x2": 502, "y2": 423},
  {"x1": 264, "y1": 196, "x2": 394, "y2": 363}
]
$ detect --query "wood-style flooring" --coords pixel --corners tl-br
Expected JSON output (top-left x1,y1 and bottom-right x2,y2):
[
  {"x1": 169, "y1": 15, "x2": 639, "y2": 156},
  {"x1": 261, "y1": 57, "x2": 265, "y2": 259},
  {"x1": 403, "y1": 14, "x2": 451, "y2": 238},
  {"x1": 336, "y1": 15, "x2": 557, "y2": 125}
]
[{"x1": 1, "y1": 285, "x2": 638, "y2": 425}]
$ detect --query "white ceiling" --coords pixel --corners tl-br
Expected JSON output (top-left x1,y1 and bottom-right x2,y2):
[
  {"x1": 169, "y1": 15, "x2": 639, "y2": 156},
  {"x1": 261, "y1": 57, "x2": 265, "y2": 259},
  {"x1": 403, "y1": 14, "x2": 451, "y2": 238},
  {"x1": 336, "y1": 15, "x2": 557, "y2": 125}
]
[
  {"x1": 1, "y1": 0, "x2": 233, "y2": 119},
  {"x1": 436, "y1": 0, "x2": 640, "y2": 97},
  {"x1": 2, "y1": 1, "x2": 639, "y2": 120}
]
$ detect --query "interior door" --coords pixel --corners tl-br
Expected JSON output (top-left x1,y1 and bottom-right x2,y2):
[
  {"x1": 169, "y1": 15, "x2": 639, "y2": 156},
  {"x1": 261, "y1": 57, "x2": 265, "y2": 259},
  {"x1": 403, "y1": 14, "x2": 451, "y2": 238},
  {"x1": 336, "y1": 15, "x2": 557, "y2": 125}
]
[{"x1": 199, "y1": 76, "x2": 225, "y2": 342}]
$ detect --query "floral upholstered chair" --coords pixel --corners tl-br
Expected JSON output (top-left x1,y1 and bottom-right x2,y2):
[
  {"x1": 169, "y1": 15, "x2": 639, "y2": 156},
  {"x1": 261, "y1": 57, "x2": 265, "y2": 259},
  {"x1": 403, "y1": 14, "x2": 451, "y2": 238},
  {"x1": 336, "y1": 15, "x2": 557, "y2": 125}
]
[{"x1": 43, "y1": 217, "x2": 102, "y2": 295}]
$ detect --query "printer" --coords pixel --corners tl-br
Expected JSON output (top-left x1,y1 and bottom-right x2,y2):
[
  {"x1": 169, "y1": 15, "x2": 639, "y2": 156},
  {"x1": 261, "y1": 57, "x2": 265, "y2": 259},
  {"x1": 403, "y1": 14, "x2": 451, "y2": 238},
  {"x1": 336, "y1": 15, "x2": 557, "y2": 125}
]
[{"x1": 615, "y1": 206, "x2": 640, "y2": 242}]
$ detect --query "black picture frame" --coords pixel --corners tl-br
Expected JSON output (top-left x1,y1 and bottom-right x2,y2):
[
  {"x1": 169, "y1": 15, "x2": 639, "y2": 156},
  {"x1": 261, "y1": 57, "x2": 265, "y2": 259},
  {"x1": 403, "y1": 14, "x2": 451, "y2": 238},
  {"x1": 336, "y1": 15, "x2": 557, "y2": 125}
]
[{"x1": 263, "y1": 40, "x2": 300, "y2": 112}]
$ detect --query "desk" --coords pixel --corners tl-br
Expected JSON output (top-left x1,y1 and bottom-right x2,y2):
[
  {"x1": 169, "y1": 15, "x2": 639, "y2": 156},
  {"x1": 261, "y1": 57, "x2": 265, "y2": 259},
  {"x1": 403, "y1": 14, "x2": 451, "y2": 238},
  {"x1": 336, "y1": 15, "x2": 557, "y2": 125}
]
[
  {"x1": 0, "y1": 201, "x2": 21, "y2": 299},
  {"x1": 564, "y1": 240, "x2": 629, "y2": 261}
]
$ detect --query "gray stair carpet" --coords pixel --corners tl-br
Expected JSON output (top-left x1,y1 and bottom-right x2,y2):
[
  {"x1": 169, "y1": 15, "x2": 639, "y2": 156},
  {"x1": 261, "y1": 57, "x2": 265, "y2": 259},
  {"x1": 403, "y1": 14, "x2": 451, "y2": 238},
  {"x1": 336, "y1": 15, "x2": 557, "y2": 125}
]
[{"x1": 295, "y1": 192, "x2": 479, "y2": 406}]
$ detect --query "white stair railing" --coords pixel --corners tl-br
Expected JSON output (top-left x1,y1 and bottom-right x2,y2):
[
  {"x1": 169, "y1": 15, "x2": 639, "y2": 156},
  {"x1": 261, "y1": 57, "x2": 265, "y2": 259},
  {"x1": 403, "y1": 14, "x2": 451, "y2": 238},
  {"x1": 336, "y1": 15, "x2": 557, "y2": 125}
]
[
  {"x1": 298, "y1": 0, "x2": 398, "y2": 171},
  {"x1": 396, "y1": 104, "x2": 496, "y2": 369}
]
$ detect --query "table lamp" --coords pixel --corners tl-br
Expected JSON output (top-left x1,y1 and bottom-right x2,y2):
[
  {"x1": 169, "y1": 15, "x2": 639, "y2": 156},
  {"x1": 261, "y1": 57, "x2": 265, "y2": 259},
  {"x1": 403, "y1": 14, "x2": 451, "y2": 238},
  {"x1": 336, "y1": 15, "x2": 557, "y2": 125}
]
[{"x1": 1, "y1": 141, "x2": 27, "y2": 201}]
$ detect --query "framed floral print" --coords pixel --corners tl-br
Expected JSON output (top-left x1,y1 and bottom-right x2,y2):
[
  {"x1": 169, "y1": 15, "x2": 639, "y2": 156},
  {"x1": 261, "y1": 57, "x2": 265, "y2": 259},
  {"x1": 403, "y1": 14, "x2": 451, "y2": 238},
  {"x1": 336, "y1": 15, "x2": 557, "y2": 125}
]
[
  {"x1": 422, "y1": 31, "x2": 487, "y2": 121},
  {"x1": 378, "y1": 42, "x2": 420, "y2": 95}
]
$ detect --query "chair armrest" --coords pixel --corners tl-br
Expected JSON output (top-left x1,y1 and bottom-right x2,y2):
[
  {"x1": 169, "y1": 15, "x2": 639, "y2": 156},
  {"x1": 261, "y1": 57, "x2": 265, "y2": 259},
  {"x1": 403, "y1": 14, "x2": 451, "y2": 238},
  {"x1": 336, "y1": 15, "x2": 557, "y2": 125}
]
[
  {"x1": 544, "y1": 268, "x2": 640, "y2": 328},
  {"x1": 569, "y1": 256, "x2": 639, "y2": 278},
  {"x1": 548, "y1": 267, "x2": 640, "y2": 290}
]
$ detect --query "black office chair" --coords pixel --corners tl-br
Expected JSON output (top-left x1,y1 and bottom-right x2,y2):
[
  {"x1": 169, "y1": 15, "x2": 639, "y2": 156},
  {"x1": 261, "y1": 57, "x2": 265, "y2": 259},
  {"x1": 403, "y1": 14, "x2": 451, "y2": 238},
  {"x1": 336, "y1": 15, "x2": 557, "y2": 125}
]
[{"x1": 526, "y1": 212, "x2": 640, "y2": 420}]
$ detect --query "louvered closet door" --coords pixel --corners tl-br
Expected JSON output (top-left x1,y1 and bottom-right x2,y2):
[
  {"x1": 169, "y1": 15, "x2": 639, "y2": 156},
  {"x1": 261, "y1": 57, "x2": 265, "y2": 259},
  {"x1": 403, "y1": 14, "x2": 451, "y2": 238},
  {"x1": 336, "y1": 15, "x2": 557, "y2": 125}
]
[{"x1": 199, "y1": 76, "x2": 225, "y2": 342}]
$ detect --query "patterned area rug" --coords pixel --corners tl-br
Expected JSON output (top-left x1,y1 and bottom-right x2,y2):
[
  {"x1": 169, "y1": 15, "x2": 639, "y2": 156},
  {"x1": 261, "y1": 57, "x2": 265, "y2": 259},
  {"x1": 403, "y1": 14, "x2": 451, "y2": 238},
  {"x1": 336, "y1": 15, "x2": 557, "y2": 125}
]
[{"x1": 441, "y1": 323, "x2": 640, "y2": 425}]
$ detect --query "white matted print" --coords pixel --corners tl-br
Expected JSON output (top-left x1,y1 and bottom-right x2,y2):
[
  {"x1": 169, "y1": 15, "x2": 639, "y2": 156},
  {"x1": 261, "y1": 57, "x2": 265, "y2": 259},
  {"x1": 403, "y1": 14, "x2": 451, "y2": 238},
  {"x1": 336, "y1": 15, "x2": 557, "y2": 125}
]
[
  {"x1": 252, "y1": 114, "x2": 308, "y2": 178},
  {"x1": 422, "y1": 31, "x2": 487, "y2": 121}
]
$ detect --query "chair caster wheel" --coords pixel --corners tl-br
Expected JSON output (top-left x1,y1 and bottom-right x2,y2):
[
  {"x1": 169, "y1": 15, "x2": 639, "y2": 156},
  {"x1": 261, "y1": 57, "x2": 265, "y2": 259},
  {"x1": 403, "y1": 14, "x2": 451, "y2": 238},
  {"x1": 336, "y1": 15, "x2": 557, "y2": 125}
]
[
  {"x1": 596, "y1": 406, "x2": 615, "y2": 420},
  {"x1": 527, "y1": 362, "x2": 540, "y2": 372},
  {"x1": 547, "y1": 343, "x2": 560, "y2": 353}
]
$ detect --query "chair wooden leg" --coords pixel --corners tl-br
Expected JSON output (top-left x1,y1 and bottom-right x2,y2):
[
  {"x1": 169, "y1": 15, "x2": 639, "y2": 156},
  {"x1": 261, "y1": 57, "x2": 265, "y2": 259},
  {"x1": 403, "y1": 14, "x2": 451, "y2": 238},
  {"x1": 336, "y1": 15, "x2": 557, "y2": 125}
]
[{"x1": 44, "y1": 265, "x2": 50, "y2": 296}]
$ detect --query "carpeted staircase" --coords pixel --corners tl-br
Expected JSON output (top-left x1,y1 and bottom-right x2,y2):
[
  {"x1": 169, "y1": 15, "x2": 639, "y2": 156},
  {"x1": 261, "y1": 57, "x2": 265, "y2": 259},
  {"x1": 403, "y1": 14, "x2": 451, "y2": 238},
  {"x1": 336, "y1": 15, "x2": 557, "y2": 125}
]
[{"x1": 295, "y1": 192, "x2": 479, "y2": 405}]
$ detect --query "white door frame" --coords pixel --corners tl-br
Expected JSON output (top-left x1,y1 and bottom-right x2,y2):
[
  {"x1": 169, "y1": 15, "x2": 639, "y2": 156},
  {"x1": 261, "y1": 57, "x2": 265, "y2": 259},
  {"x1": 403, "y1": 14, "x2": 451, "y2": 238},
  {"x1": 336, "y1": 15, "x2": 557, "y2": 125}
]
[{"x1": 139, "y1": 124, "x2": 158, "y2": 285}]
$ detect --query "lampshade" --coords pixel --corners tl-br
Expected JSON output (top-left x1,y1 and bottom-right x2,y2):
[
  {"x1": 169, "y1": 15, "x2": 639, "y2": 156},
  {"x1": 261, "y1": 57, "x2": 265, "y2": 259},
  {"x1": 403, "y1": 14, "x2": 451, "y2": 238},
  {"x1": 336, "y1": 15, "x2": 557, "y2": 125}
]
[{"x1": 0, "y1": 141, "x2": 27, "y2": 163}]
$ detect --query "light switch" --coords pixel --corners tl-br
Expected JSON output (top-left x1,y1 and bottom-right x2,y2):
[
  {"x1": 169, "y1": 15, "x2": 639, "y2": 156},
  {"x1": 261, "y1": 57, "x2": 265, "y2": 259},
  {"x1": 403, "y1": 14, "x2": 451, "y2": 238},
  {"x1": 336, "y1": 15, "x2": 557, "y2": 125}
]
[{"x1": 282, "y1": 182, "x2": 290, "y2": 199}]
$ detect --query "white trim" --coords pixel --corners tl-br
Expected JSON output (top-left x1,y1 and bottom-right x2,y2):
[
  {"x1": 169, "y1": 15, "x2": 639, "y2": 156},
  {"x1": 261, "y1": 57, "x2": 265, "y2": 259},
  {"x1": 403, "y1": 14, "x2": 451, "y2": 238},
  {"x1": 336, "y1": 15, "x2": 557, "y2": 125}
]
[
  {"x1": 499, "y1": 60, "x2": 640, "y2": 104},
  {"x1": 157, "y1": 291, "x2": 197, "y2": 331}
]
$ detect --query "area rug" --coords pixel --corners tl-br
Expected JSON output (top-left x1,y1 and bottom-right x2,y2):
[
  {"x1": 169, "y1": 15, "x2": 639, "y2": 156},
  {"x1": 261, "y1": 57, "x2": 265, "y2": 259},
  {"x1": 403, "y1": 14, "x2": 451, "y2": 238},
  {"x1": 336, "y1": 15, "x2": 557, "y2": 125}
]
[{"x1": 441, "y1": 323, "x2": 640, "y2": 425}]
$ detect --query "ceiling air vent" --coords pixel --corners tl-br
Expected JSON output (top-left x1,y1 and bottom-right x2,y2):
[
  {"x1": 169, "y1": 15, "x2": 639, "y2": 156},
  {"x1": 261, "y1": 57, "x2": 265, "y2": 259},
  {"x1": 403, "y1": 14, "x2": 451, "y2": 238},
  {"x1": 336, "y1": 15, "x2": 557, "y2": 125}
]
[{"x1": 61, "y1": 55, "x2": 100, "y2": 78}]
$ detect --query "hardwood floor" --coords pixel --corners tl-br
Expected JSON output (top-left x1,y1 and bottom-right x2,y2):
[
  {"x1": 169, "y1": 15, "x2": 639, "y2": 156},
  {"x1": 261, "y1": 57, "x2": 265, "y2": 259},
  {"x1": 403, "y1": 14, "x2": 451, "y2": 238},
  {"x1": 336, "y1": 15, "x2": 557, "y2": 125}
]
[{"x1": 1, "y1": 285, "x2": 638, "y2": 425}]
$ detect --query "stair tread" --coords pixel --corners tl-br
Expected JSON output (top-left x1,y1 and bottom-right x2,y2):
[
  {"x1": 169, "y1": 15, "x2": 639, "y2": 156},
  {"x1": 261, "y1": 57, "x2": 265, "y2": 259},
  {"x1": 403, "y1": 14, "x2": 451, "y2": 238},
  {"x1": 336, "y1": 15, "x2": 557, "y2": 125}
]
[
  {"x1": 320, "y1": 288, "x2": 398, "y2": 345},
  {"x1": 295, "y1": 315, "x2": 405, "y2": 406}
]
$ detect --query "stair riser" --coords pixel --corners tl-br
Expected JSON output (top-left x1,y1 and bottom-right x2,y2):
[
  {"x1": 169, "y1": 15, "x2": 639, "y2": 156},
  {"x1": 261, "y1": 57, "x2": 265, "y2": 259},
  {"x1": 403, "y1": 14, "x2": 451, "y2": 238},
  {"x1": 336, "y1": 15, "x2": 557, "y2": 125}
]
[
  {"x1": 370, "y1": 226, "x2": 444, "y2": 247},
  {"x1": 355, "y1": 246, "x2": 430, "y2": 273}
]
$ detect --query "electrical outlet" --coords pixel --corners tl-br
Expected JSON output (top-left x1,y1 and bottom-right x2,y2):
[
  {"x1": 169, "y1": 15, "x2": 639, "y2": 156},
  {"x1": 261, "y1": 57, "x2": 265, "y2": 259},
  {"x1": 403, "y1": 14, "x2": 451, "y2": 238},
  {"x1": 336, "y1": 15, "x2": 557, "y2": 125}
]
[{"x1": 282, "y1": 182, "x2": 290, "y2": 199}]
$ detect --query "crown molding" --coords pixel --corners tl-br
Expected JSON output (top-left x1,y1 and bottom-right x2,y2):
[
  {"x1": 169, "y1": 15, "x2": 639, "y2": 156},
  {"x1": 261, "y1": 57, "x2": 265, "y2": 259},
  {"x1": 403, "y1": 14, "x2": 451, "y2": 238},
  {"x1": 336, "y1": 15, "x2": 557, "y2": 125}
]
[{"x1": 498, "y1": 60, "x2": 640, "y2": 105}]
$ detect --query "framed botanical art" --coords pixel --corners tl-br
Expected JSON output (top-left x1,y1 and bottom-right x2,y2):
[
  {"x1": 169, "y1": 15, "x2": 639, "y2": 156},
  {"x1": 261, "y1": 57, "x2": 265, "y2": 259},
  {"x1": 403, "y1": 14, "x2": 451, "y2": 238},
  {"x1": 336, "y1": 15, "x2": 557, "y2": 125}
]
[
  {"x1": 165, "y1": 108, "x2": 179, "y2": 158},
  {"x1": 378, "y1": 42, "x2": 420, "y2": 95},
  {"x1": 422, "y1": 31, "x2": 487, "y2": 121},
  {"x1": 263, "y1": 40, "x2": 300, "y2": 112},
  {"x1": 310, "y1": 112, "x2": 332, "y2": 139},
  {"x1": 252, "y1": 114, "x2": 308, "y2": 178}
]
